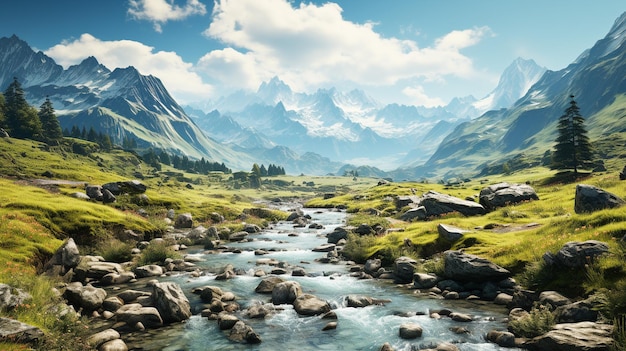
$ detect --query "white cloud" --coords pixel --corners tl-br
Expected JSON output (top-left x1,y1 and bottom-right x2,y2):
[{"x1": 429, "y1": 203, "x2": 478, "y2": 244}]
[
  {"x1": 402, "y1": 85, "x2": 445, "y2": 108},
  {"x1": 128, "y1": 0, "x2": 207, "y2": 33},
  {"x1": 197, "y1": 0, "x2": 490, "y2": 95},
  {"x1": 44, "y1": 33, "x2": 213, "y2": 104}
]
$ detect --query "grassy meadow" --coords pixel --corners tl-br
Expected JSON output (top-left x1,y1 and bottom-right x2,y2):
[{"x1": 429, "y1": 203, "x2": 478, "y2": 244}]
[{"x1": 1, "y1": 135, "x2": 626, "y2": 348}]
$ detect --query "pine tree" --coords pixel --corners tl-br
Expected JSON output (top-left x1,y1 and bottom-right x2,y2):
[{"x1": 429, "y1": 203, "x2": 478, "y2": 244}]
[
  {"x1": 552, "y1": 95, "x2": 594, "y2": 175},
  {"x1": 0, "y1": 93, "x2": 6, "y2": 130},
  {"x1": 4, "y1": 77, "x2": 41, "y2": 139},
  {"x1": 38, "y1": 96, "x2": 63, "y2": 142}
]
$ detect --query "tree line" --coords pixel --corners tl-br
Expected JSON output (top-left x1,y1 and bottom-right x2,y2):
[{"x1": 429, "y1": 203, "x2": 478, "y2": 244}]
[
  {"x1": 141, "y1": 148, "x2": 231, "y2": 174},
  {"x1": 0, "y1": 77, "x2": 63, "y2": 143}
]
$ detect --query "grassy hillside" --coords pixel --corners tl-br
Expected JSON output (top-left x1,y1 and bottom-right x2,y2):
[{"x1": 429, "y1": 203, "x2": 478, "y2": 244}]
[
  {"x1": 0, "y1": 136, "x2": 377, "y2": 349},
  {"x1": 307, "y1": 167, "x2": 626, "y2": 305}
]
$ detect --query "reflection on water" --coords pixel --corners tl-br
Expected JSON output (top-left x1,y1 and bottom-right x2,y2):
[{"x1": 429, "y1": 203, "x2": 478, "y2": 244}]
[{"x1": 125, "y1": 208, "x2": 521, "y2": 351}]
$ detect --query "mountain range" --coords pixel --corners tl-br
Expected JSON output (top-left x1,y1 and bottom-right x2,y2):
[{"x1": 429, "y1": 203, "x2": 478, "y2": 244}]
[
  {"x1": 1, "y1": 10, "x2": 624, "y2": 179},
  {"x1": 401, "y1": 11, "x2": 626, "y2": 180}
]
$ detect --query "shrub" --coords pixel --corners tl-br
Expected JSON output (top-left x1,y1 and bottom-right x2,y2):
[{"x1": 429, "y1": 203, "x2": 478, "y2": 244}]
[
  {"x1": 98, "y1": 240, "x2": 133, "y2": 263},
  {"x1": 342, "y1": 233, "x2": 377, "y2": 263},
  {"x1": 509, "y1": 304, "x2": 556, "y2": 338},
  {"x1": 137, "y1": 241, "x2": 179, "y2": 266}
]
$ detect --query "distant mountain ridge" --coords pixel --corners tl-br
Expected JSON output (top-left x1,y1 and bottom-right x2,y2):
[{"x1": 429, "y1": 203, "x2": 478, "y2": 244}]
[
  {"x1": 402, "y1": 11, "x2": 626, "y2": 180},
  {"x1": 0, "y1": 35, "x2": 257, "y2": 170},
  {"x1": 189, "y1": 57, "x2": 545, "y2": 171}
]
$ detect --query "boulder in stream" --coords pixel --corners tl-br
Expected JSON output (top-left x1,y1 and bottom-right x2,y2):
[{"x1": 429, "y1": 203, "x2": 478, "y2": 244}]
[{"x1": 151, "y1": 282, "x2": 191, "y2": 323}]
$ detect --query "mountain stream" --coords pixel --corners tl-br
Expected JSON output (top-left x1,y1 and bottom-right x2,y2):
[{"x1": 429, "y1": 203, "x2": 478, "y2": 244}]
[{"x1": 118, "y1": 206, "x2": 522, "y2": 351}]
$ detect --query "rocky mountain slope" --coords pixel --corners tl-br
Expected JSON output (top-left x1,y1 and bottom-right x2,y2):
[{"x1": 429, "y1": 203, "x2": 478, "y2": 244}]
[
  {"x1": 399, "y1": 12, "x2": 626, "y2": 180},
  {"x1": 0, "y1": 35, "x2": 253, "y2": 170}
]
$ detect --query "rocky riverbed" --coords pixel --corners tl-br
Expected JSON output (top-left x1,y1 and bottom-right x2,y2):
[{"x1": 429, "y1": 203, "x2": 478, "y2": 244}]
[{"x1": 2, "y1": 204, "x2": 616, "y2": 351}]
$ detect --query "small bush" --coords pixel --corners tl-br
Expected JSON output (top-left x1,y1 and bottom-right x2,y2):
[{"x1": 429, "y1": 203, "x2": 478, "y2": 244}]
[
  {"x1": 98, "y1": 240, "x2": 133, "y2": 263},
  {"x1": 137, "y1": 241, "x2": 179, "y2": 266},
  {"x1": 509, "y1": 304, "x2": 556, "y2": 338},
  {"x1": 342, "y1": 233, "x2": 378, "y2": 263}
]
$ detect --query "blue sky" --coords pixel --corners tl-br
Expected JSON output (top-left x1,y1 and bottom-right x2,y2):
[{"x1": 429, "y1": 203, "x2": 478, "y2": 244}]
[{"x1": 0, "y1": 0, "x2": 624, "y2": 107}]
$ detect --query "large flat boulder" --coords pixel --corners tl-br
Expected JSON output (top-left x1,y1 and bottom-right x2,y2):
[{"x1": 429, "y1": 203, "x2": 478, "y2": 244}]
[
  {"x1": 0, "y1": 317, "x2": 44, "y2": 344},
  {"x1": 479, "y1": 182, "x2": 539, "y2": 211},
  {"x1": 524, "y1": 322, "x2": 613, "y2": 351},
  {"x1": 443, "y1": 250, "x2": 510, "y2": 282},
  {"x1": 293, "y1": 294, "x2": 331, "y2": 316},
  {"x1": 418, "y1": 191, "x2": 486, "y2": 217},
  {"x1": 574, "y1": 184, "x2": 624, "y2": 214}
]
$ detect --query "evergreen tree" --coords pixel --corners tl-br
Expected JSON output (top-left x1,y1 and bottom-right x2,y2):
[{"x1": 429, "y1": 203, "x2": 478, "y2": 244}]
[
  {"x1": 159, "y1": 151, "x2": 171, "y2": 166},
  {"x1": 87, "y1": 127, "x2": 97, "y2": 142},
  {"x1": 260, "y1": 164, "x2": 268, "y2": 176},
  {"x1": 99, "y1": 133, "x2": 113, "y2": 150},
  {"x1": 251, "y1": 163, "x2": 261, "y2": 176},
  {"x1": 552, "y1": 95, "x2": 594, "y2": 175},
  {"x1": 70, "y1": 125, "x2": 81, "y2": 138},
  {"x1": 4, "y1": 77, "x2": 41, "y2": 139},
  {"x1": 38, "y1": 96, "x2": 63, "y2": 142},
  {"x1": 0, "y1": 93, "x2": 6, "y2": 130}
]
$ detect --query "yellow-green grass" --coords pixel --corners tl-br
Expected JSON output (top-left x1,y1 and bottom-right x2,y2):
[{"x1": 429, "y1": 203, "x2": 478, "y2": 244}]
[
  {"x1": 307, "y1": 167, "x2": 626, "y2": 276},
  {"x1": 0, "y1": 178, "x2": 155, "y2": 243}
]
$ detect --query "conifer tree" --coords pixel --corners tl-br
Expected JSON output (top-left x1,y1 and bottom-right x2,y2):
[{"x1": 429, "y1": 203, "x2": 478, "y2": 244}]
[
  {"x1": 552, "y1": 95, "x2": 594, "y2": 175},
  {"x1": 0, "y1": 93, "x2": 6, "y2": 129},
  {"x1": 4, "y1": 77, "x2": 41, "y2": 139},
  {"x1": 38, "y1": 96, "x2": 63, "y2": 142}
]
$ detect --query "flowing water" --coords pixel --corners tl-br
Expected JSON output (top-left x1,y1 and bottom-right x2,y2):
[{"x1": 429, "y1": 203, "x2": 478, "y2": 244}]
[{"x1": 123, "y1": 207, "x2": 522, "y2": 351}]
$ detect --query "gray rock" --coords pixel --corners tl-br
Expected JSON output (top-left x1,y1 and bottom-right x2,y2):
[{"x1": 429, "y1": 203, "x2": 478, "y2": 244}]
[
  {"x1": 322, "y1": 322, "x2": 337, "y2": 331},
  {"x1": 45, "y1": 237, "x2": 81, "y2": 273},
  {"x1": 115, "y1": 304, "x2": 163, "y2": 328},
  {"x1": 525, "y1": 322, "x2": 613, "y2": 351},
  {"x1": 71, "y1": 192, "x2": 91, "y2": 200},
  {"x1": 437, "y1": 223, "x2": 468, "y2": 242},
  {"x1": 312, "y1": 243, "x2": 336, "y2": 252},
  {"x1": 87, "y1": 328, "x2": 120, "y2": 349},
  {"x1": 554, "y1": 298, "x2": 600, "y2": 323},
  {"x1": 99, "y1": 338, "x2": 128, "y2": 351},
  {"x1": 399, "y1": 323, "x2": 423, "y2": 339},
  {"x1": 486, "y1": 330, "x2": 516, "y2": 347},
  {"x1": 413, "y1": 273, "x2": 439, "y2": 289},
  {"x1": 134, "y1": 264, "x2": 164, "y2": 278},
  {"x1": 86, "y1": 185, "x2": 104, "y2": 201},
  {"x1": 443, "y1": 250, "x2": 510, "y2": 282},
  {"x1": 175, "y1": 213, "x2": 193, "y2": 229},
  {"x1": 479, "y1": 182, "x2": 539, "y2": 211},
  {"x1": 0, "y1": 284, "x2": 31, "y2": 311},
  {"x1": 575, "y1": 184, "x2": 625, "y2": 214},
  {"x1": 394, "y1": 256, "x2": 418, "y2": 283},
  {"x1": 327, "y1": 227, "x2": 349, "y2": 244},
  {"x1": 102, "y1": 189, "x2": 116, "y2": 203},
  {"x1": 417, "y1": 191, "x2": 486, "y2": 217},
  {"x1": 255, "y1": 277, "x2": 285, "y2": 294},
  {"x1": 228, "y1": 321, "x2": 262, "y2": 344},
  {"x1": 217, "y1": 312, "x2": 240, "y2": 330},
  {"x1": 243, "y1": 224, "x2": 262, "y2": 233},
  {"x1": 539, "y1": 291, "x2": 571, "y2": 308},
  {"x1": 271, "y1": 281, "x2": 302, "y2": 305},
  {"x1": 554, "y1": 240, "x2": 609, "y2": 268},
  {"x1": 0, "y1": 317, "x2": 44, "y2": 344},
  {"x1": 293, "y1": 294, "x2": 331, "y2": 316},
  {"x1": 400, "y1": 206, "x2": 427, "y2": 221},
  {"x1": 102, "y1": 180, "x2": 147, "y2": 195},
  {"x1": 364, "y1": 258, "x2": 382, "y2": 275},
  {"x1": 63, "y1": 282, "x2": 107, "y2": 312},
  {"x1": 151, "y1": 282, "x2": 191, "y2": 323}
]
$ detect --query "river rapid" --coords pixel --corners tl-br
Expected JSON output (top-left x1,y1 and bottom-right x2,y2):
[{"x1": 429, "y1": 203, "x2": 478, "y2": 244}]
[{"x1": 119, "y1": 206, "x2": 522, "y2": 351}]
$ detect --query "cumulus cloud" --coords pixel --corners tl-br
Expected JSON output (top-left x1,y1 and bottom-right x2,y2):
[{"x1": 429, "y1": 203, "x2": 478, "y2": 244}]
[
  {"x1": 128, "y1": 0, "x2": 207, "y2": 33},
  {"x1": 402, "y1": 85, "x2": 445, "y2": 108},
  {"x1": 45, "y1": 33, "x2": 213, "y2": 104},
  {"x1": 197, "y1": 0, "x2": 490, "y2": 95}
]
